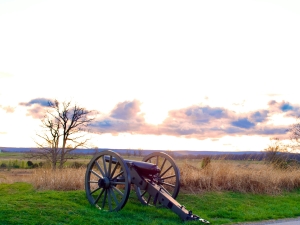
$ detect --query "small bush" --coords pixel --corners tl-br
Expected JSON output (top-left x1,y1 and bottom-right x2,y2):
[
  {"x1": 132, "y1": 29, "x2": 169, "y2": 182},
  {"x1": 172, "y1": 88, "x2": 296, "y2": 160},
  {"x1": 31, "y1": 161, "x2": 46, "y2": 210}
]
[
  {"x1": 27, "y1": 161, "x2": 34, "y2": 167},
  {"x1": 0, "y1": 163, "x2": 7, "y2": 168}
]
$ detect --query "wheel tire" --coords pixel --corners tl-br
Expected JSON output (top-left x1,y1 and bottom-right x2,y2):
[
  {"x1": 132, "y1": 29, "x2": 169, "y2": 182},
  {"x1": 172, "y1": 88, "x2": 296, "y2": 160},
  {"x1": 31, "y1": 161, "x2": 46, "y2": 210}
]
[
  {"x1": 135, "y1": 152, "x2": 180, "y2": 205},
  {"x1": 85, "y1": 150, "x2": 131, "y2": 211}
]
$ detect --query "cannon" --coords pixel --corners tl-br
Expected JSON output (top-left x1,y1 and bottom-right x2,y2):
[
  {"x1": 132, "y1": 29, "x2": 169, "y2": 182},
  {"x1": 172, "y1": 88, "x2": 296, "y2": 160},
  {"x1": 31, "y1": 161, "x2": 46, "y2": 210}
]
[{"x1": 85, "y1": 150, "x2": 209, "y2": 223}]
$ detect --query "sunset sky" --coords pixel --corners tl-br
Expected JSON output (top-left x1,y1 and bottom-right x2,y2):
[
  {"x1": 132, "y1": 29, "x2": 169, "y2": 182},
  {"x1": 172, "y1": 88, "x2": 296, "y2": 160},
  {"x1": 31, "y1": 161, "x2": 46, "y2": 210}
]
[{"x1": 1, "y1": 0, "x2": 300, "y2": 151}]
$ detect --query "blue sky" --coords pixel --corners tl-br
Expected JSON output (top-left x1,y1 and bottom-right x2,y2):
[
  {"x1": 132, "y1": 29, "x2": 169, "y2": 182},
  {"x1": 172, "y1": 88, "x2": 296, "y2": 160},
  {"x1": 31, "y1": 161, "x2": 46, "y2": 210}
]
[{"x1": 1, "y1": 0, "x2": 300, "y2": 151}]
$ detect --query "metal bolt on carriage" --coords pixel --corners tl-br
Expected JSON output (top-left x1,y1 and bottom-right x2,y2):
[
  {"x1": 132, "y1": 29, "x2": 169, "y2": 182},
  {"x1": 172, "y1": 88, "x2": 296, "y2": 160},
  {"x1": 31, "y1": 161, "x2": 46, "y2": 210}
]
[{"x1": 85, "y1": 150, "x2": 209, "y2": 223}]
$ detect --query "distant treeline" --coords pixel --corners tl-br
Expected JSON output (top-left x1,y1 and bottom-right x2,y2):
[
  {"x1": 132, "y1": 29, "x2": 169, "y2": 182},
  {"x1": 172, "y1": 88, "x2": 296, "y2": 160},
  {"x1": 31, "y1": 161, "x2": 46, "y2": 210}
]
[
  {"x1": 172, "y1": 152, "x2": 300, "y2": 162},
  {"x1": 2, "y1": 148, "x2": 300, "y2": 162},
  {"x1": 116, "y1": 149, "x2": 300, "y2": 162}
]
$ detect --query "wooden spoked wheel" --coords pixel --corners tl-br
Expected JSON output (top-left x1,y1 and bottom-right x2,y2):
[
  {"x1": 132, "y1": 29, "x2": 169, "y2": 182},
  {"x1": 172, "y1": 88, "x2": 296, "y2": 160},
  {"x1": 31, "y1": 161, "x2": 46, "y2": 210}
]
[
  {"x1": 85, "y1": 150, "x2": 131, "y2": 211},
  {"x1": 135, "y1": 152, "x2": 180, "y2": 205}
]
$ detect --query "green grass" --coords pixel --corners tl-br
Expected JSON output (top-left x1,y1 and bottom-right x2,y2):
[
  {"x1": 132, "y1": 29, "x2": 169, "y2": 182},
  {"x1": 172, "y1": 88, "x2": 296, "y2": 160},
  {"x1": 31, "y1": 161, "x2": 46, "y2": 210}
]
[
  {"x1": 0, "y1": 152, "x2": 25, "y2": 159},
  {"x1": 1, "y1": 183, "x2": 300, "y2": 225}
]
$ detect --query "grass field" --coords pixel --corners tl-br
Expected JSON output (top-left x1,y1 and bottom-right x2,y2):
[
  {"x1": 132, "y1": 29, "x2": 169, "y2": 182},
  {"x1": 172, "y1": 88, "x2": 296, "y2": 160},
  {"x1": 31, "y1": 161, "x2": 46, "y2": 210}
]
[
  {"x1": 1, "y1": 152, "x2": 300, "y2": 224},
  {"x1": 0, "y1": 183, "x2": 300, "y2": 225},
  {"x1": 2, "y1": 156, "x2": 300, "y2": 194}
]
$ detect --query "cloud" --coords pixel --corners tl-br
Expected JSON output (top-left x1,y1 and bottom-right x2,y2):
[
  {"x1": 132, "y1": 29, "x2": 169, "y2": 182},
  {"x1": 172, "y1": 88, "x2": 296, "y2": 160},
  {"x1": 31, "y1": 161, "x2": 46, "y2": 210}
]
[
  {"x1": 231, "y1": 118, "x2": 255, "y2": 129},
  {"x1": 110, "y1": 99, "x2": 143, "y2": 120},
  {"x1": 91, "y1": 99, "x2": 300, "y2": 140},
  {"x1": 20, "y1": 98, "x2": 298, "y2": 139},
  {"x1": 20, "y1": 98, "x2": 53, "y2": 107},
  {"x1": 19, "y1": 98, "x2": 53, "y2": 119},
  {"x1": 268, "y1": 100, "x2": 300, "y2": 117},
  {"x1": 26, "y1": 105, "x2": 46, "y2": 119},
  {"x1": 0, "y1": 105, "x2": 15, "y2": 113},
  {"x1": 256, "y1": 127, "x2": 287, "y2": 135},
  {"x1": 91, "y1": 100, "x2": 149, "y2": 135},
  {"x1": 184, "y1": 106, "x2": 228, "y2": 122},
  {"x1": 250, "y1": 110, "x2": 269, "y2": 123}
]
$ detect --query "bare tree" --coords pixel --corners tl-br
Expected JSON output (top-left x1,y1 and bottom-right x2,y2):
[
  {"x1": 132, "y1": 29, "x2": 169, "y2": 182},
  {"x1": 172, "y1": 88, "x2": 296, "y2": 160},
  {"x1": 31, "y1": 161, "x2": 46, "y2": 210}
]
[
  {"x1": 288, "y1": 116, "x2": 300, "y2": 151},
  {"x1": 32, "y1": 100, "x2": 94, "y2": 169},
  {"x1": 264, "y1": 138, "x2": 288, "y2": 165}
]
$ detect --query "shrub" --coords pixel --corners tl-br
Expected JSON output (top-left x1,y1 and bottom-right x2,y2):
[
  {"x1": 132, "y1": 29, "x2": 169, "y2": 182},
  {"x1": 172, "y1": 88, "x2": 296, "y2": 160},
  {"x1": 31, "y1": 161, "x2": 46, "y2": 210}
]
[
  {"x1": 0, "y1": 163, "x2": 7, "y2": 168},
  {"x1": 264, "y1": 138, "x2": 293, "y2": 170},
  {"x1": 27, "y1": 161, "x2": 34, "y2": 167}
]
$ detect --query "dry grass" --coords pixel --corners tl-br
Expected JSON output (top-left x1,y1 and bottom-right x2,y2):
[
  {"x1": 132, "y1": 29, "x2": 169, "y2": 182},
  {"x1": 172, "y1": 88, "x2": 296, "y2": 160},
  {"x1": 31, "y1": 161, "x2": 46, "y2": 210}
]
[
  {"x1": 180, "y1": 160, "x2": 300, "y2": 194},
  {"x1": 30, "y1": 168, "x2": 86, "y2": 190},
  {"x1": 0, "y1": 168, "x2": 86, "y2": 191},
  {"x1": 0, "y1": 169, "x2": 34, "y2": 183},
  {"x1": 1, "y1": 160, "x2": 300, "y2": 194}
]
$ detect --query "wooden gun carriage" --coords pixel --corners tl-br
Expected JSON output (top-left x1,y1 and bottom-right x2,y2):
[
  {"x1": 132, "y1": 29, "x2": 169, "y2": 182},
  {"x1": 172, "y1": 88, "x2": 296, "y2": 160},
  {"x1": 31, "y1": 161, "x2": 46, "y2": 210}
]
[{"x1": 85, "y1": 150, "x2": 209, "y2": 223}]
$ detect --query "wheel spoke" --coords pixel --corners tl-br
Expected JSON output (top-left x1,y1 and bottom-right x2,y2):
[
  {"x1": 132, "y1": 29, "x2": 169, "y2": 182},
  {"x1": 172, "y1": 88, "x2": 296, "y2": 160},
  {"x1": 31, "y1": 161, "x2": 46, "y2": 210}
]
[
  {"x1": 160, "y1": 185, "x2": 172, "y2": 196},
  {"x1": 161, "y1": 181, "x2": 175, "y2": 188},
  {"x1": 90, "y1": 187, "x2": 101, "y2": 195},
  {"x1": 160, "y1": 158, "x2": 167, "y2": 173},
  {"x1": 107, "y1": 189, "x2": 112, "y2": 211},
  {"x1": 88, "y1": 180, "x2": 99, "y2": 183},
  {"x1": 112, "y1": 170, "x2": 124, "y2": 180},
  {"x1": 95, "y1": 161, "x2": 105, "y2": 177},
  {"x1": 156, "y1": 155, "x2": 159, "y2": 166},
  {"x1": 112, "y1": 186, "x2": 124, "y2": 196},
  {"x1": 161, "y1": 174, "x2": 176, "y2": 180},
  {"x1": 111, "y1": 189, "x2": 119, "y2": 206},
  {"x1": 110, "y1": 161, "x2": 120, "y2": 178},
  {"x1": 94, "y1": 189, "x2": 104, "y2": 205},
  {"x1": 102, "y1": 189, "x2": 107, "y2": 209},
  {"x1": 160, "y1": 165, "x2": 173, "y2": 177},
  {"x1": 102, "y1": 156, "x2": 108, "y2": 176},
  {"x1": 108, "y1": 155, "x2": 112, "y2": 177},
  {"x1": 110, "y1": 181, "x2": 126, "y2": 185},
  {"x1": 91, "y1": 170, "x2": 102, "y2": 179}
]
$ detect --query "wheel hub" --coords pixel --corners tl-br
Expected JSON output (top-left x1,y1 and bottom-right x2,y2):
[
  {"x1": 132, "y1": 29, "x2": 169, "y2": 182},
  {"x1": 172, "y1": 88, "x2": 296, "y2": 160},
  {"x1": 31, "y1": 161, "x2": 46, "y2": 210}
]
[
  {"x1": 158, "y1": 177, "x2": 164, "y2": 185},
  {"x1": 98, "y1": 177, "x2": 110, "y2": 189}
]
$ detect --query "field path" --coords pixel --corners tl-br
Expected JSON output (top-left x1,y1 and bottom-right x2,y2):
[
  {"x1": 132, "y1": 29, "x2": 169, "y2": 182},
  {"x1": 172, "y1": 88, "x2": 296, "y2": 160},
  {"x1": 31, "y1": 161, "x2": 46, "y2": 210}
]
[{"x1": 235, "y1": 217, "x2": 300, "y2": 225}]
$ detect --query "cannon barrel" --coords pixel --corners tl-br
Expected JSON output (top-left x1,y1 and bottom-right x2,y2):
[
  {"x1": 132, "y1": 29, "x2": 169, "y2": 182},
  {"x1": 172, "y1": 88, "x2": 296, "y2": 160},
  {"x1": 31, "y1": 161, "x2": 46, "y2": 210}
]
[{"x1": 104, "y1": 156, "x2": 161, "y2": 176}]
